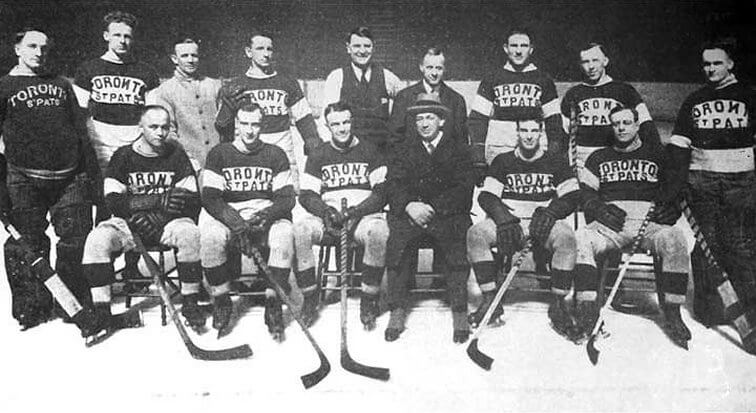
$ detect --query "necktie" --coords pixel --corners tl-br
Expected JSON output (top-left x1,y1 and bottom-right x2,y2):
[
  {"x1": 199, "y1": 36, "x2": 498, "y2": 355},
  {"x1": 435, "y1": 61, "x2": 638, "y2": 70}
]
[
  {"x1": 426, "y1": 142, "x2": 435, "y2": 155},
  {"x1": 360, "y1": 69, "x2": 368, "y2": 89}
]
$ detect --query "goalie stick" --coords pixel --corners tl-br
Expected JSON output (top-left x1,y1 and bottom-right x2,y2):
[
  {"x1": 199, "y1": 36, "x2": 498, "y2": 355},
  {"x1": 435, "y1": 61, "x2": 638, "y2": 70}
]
[
  {"x1": 0, "y1": 214, "x2": 143, "y2": 342},
  {"x1": 339, "y1": 199, "x2": 390, "y2": 381},
  {"x1": 467, "y1": 239, "x2": 533, "y2": 370},
  {"x1": 247, "y1": 246, "x2": 331, "y2": 389},
  {"x1": 679, "y1": 199, "x2": 756, "y2": 349},
  {"x1": 130, "y1": 231, "x2": 253, "y2": 361},
  {"x1": 586, "y1": 204, "x2": 654, "y2": 365}
]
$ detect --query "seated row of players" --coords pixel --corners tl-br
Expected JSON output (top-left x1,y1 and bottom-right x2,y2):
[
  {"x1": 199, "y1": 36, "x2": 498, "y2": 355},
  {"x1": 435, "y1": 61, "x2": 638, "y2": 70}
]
[{"x1": 77, "y1": 93, "x2": 691, "y2": 348}]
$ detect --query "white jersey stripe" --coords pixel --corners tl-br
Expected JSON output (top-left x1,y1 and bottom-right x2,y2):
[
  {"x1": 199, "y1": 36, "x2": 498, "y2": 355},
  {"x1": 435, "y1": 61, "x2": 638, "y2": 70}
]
[
  {"x1": 201, "y1": 169, "x2": 226, "y2": 191},
  {"x1": 481, "y1": 176, "x2": 505, "y2": 198},
  {"x1": 103, "y1": 177, "x2": 127, "y2": 196},
  {"x1": 471, "y1": 95, "x2": 494, "y2": 117},
  {"x1": 289, "y1": 98, "x2": 313, "y2": 122},
  {"x1": 369, "y1": 165, "x2": 387, "y2": 187},
  {"x1": 300, "y1": 172, "x2": 322, "y2": 193}
]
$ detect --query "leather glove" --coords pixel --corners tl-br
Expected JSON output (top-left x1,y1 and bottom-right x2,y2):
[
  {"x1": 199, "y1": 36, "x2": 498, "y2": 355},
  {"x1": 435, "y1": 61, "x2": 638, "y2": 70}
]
[
  {"x1": 130, "y1": 211, "x2": 168, "y2": 245},
  {"x1": 651, "y1": 201, "x2": 681, "y2": 226},
  {"x1": 584, "y1": 198, "x2": 626, "y2": 233},
  {"x1": 230, "y1": 223, "x2": 256, "y2": 257},
  {"x1": 529, "y1": 206, "x2": 558, "y2": 245},
  {"x1": 496, "y1": 215, "x2": 523, "y2": 258},
  {"x1": 163, "y1": 188, "x2": 197, "y2": 216}
]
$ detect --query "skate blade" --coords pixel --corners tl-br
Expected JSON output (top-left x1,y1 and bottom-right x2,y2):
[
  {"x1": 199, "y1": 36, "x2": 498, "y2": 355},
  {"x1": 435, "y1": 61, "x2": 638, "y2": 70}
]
[{"x1": 85, "y1": 311, "x2": 143, "y2": 348}]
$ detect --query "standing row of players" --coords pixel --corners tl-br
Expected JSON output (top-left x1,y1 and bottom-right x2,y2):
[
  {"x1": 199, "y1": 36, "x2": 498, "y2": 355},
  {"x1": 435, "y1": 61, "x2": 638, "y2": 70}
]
[{"x1": 1, "y1": 11, "x2": 754, "y2": 353}]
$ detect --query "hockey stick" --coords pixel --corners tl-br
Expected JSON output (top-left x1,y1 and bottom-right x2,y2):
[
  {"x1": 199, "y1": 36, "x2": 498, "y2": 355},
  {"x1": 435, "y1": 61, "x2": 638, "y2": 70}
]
[
  {"x1": 467, "y1": 238, "x2": 533, "y2": 370},
  {"x1": 586, "y1": 204, "x2": 655, "y2": 365},
  {"x1": 247, "y1": 246, "x2": 331, "y2": 389},
  {"x1": 130, "y1": 232, "x2": 253, "y2": 361},
  {"x1": 339, "y1": 199, "x2": 390, "y2": 381},
  {"x1": 0, "y1": 214, "x2": 143, "y2": 340},
  {"x1": 679, "y1": 199, "x2": 755, "y2": 342}
]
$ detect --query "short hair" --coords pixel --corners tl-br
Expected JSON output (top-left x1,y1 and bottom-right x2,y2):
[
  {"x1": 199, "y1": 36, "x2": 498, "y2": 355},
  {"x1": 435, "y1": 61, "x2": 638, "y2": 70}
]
[
  {"x1": 140, "y1": 104, "x2": 170, "y2": 120},
  {"x1": 579, "y1": 42, "x2": 608, "y2": 58},
  {"x1": 247, "y1": 29, "x2": 272, "y2": 46},
  {"x1": 701, "y1": 37, "x2": 738, "y2": 60},
  {"x1": 14, "y1": 26, "x2": 48, "y2": 46},
  {"x1": 172, "y1": 37, "x2": 200, "y2": 54},
  {"x1": 421, "y1": 47, "x2": 444, "y2": 62},
  {"x1": 347, "y1": 26, "x2": 373, "y2": 43},
  {"x1": 103, "y1": 11, "x2": 138, "y2": 31},
  {"x1": 608, "y1": 105, "x2": 638, "y2": 122},
  {"x1": 324, "y1": 101, "x2": 352, "y2": 121},
  {"x1": 516, "y1": 118, "x2": 543, "y2": 129},
  {"x1": 236, "y1": 102, "x2": 263, "y2": 117},
  {"x1": 505, "y1": 27, "x2": 531, "y2": 45}
]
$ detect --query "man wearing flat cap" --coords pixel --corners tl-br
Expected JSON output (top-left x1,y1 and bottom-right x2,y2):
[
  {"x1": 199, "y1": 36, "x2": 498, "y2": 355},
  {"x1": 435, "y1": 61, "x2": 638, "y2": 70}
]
[{"x1": 384, "y1": 93, "x2": 475, "y2": 344}]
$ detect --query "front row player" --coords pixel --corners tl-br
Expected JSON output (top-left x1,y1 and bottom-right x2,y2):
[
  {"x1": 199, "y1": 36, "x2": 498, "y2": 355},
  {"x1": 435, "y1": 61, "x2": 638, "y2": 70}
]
[
  {"x1": 199, "y1": 102, "x2": 296, "y2": 341},
  {"x1": 294, "y1": 101, "x2": 388, "y2": 329},
  {"x1": 574, "y1": 106, "x2": 691, "y2": 345},
  {"x1": 467, "y1": 117, "x2": 582, "y2": 340},
  {"x1": 384, "y1": 93, "x2": 475, "y2": 343},
  {"x1": 80, "y1": 106, "x2": 203, "y2": 328}
]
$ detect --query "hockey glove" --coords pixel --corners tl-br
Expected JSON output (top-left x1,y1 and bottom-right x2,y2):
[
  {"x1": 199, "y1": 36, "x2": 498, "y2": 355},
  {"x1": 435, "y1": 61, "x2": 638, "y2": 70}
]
[
  {"x1": 496, "y1": 216, "x2": 523, "y2": 258},
  {"x1": 230, "y1": 223, "x2": 256, "y2": 257},
  {"x1": 323, "y1": 206, "x2": 344, "y2": 241},
  {"x1": 651, "y1": 201, "x2": 681, "y2": 226},
  {"x1": 163, "y1": 188, "x2": 199, "y2": 216},
  {"x1": 130, "y1": 211, "x2": 168, "y2": 245},
  {"x1": 584, "y1": 198, "x2": 626, "y2": 233},
  {"x1": 529, "y1": 207, "x2": 558, "y2": 245},
  {"x1": 222, "y1": 85, "x2": 249, "y2": 113},
  {"x1": 246, "y1": 209, "x2": 271, "y2": 235}
]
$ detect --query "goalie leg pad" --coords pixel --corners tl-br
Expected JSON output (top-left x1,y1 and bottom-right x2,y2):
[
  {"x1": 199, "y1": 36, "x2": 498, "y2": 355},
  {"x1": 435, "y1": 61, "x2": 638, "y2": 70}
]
[
  {"x1": 55, "y1": 238, "x2": 92, "y2": 309},
  {"x1": 4, "y1": 238, "x2": 54, "y2": 329}
]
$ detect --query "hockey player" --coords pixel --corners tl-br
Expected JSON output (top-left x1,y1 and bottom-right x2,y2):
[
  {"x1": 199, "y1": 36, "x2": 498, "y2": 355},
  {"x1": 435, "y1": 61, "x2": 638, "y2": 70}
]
[
  {"x1": 0, "y1": 27, "x2": 102, "y2": 330},
  {"x1": 323, "y1": 26, "x2": 403, "y2": 151},
  {"x1": 74, "y1": 11, "x2": 160, "y2": 283},
  {"x1": 667, "y1": 38, "x2": 756, "y2": 353},
  {"x1": 215, "y1": 30, "x2": 321, "y2": 170},
  {"x1": 466, "y1": 117, "x2": 581, "y2": 339},
  {"x1": 560, "y1": 42, "x2": 661, "y2": 168},
  {"x1": 80, "y1": 106, "x2": 204, "y2": 328},
  {"x1": 294, "y1": 101, "x2": 388, "y2": 329},
  {"x1": 574, "y1": 106, "x2": 691, "y2": 346},
  {"x1": 201, "y1": 102, "x2": 295, "y2": 341},
  {"x1": 73, "y1": 11, "x2": 160, "y2": 172},
  {"x1": 146, "y1": 36, "x2": 222, "y2": 169},
  {"x1": 388, "y1": 47, "x2": 468, "y2": 146},
  {"x1": 469, "y1": 28, "x2": 565, "y2": 182},
  {"x1": 384, "y1": 93, "x2": 475, "y2": 344}
]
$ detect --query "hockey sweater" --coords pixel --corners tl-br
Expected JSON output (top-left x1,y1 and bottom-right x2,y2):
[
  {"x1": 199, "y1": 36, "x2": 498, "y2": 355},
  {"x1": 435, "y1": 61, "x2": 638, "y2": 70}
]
[
  {"x1": 74, "y1": 58, "x2": 159, "y2": 126},
  {"x1": 670, "y1": 80, "x2": 756, "y2": 173},
  {"x1": 202, "y1": 141, "x2": 293, "y2": 217},
  {"x1": 0, "y1": 72, "x2": 84, "y2": 171},
  {"x1": 300, "y1": 138, "x2": 386, "y2": 210},
  {"x1": 560, "y1": 79, "x2": 653, "y2": 148},
  {"x1": 482, "y1": 150, "x2": 579, "y2": 219}
]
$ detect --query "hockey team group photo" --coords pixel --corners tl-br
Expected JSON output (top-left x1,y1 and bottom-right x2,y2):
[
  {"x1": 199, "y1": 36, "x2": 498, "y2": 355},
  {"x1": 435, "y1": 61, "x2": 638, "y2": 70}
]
[{"x1": 0, "y1": 0, "x2": 754, "y2": 411}]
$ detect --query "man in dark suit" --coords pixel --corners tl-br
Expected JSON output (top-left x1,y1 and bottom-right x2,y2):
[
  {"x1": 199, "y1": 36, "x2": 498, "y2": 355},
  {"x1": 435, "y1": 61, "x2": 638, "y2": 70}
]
[
  {"x1": 388, "y1": 47, "x2": 469, "y2": 147},
  {"x1": 384, "y1": 93, "x2": 475, "y2": 344}
]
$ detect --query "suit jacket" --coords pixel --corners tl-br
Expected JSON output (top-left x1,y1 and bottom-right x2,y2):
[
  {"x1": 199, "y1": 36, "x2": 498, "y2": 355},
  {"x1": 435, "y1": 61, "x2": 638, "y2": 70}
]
[
  {"x1": 388, "y1": 81, "x2": 469, "y2": 146},
  {"x1": 386, "y1": 131, "x2": 475, "y2": 219}
]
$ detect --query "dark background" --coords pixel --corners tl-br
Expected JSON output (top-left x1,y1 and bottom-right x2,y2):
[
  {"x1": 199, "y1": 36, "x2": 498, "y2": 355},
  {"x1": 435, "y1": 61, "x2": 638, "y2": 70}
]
[{"x1": 0, "y1": 0, "x2": 753, "y2": 82}]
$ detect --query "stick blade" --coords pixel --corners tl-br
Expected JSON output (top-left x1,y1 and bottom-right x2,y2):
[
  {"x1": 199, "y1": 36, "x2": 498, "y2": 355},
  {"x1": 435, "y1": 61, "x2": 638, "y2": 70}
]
[
  {"x1": 466, "y1": 338, "x2": 493, "y2": 370},
  {"x1": 586, "y1": 336, "x2": 600, "y2": 365},
  {"x1": 188, "y1": 342, "x2": 253, "y2": 361},
  {"x1": 301, "y1": 356, "x2": 331, "y2": 389},
  {"x1": 341, "y1": 352, "x2": 390, "y2": 381}
]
